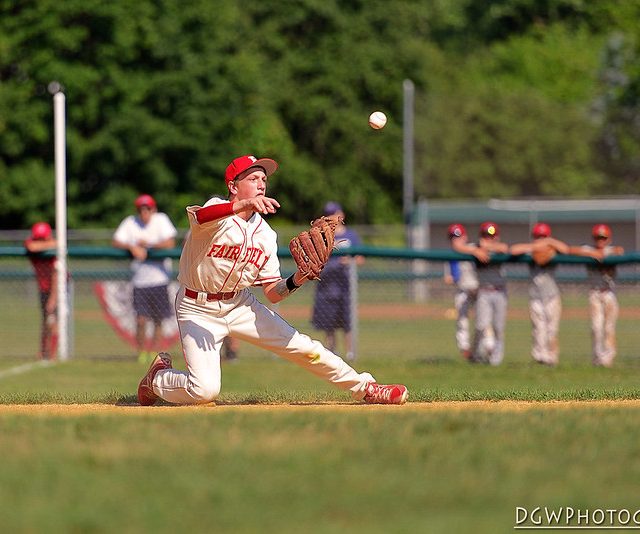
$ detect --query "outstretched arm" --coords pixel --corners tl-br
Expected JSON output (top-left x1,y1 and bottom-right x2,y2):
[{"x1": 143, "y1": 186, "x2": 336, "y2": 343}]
[
  {"x1": 545, "y1": 237, "x2": 570, "y2": 255},
  {"x1": 568, "y1": 246, "x2": 602, "y2": 261},
  {"x1": 194, "y1": 197, "x2": 281, "y2": 224},
  {"x1": 24, "y1": 238, "x2": 56, "y2": 253},
  {"x1": 451, "y1": 240, "x2": 490, "y2": 263},
  {"x1": 510, "y1": 242, "x2": 534, "y2": 256}
]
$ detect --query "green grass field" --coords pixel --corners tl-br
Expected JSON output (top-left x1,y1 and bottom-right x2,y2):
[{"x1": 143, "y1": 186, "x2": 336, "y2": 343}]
[
  {"x1": 1, "y1": 354, "x2": 640, "y2": 533},
  {"x1": 2, "y1": 276, "x2": 640, "y2": 533}
]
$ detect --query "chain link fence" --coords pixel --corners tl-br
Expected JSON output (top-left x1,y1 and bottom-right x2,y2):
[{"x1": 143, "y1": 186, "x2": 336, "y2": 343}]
[{"x1": 2, "y1": 248, "x2": 640, "y2": 367}]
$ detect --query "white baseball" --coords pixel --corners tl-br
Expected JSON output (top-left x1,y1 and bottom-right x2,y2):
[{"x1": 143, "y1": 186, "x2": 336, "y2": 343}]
[{"x1": 368, "y1": 111, "x2": 387, "y2": 130}]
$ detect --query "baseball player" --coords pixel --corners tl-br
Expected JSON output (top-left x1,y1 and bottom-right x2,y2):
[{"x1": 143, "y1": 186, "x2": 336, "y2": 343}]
[
  {"x1": 137, "y1": 154, "x2": 408, "y2": 405},
  {"x1": 511, "y1": 223, "x2": 570, "y2": 366},
  {"x1": 24, "y1": 222, "x2": 58, "y2": 360},
  {"x1": 452, "y1": 222, "x2": 509, "y2": 365},
  {"x1": 580, "y1": 224, "x2": 624, "y2": 367},
  {"x1": 445, "y1": 224, "x2": 479, "y2": 359}
]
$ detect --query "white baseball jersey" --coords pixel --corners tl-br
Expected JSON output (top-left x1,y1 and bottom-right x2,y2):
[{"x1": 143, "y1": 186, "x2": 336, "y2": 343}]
[
  {"x1": 113, "y1": 212, "x2": 177, "y2": 288},
  {"x1": 178, "y1": 197, "x2": 281, "y2": 293}
]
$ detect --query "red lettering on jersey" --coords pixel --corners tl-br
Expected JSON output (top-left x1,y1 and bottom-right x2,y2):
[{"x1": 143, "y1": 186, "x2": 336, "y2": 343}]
[
  {"x1": 251, "y1": 249, "x2": 264, "y2": 268},
  {"x1": 227, "y1": 246, "x2": 241, "y2": 260},
  {"x1": 207, "y1": 244, "x2": 222, "y2": 257}
]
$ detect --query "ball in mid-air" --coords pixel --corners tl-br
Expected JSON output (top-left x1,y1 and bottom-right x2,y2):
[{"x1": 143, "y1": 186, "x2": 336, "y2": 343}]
[{"x1": 368, "y1": 111, "x2": 387, "y2": 130}]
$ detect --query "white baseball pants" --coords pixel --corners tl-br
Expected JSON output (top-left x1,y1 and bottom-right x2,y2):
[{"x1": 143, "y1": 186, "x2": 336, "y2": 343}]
[
  {"x1": 454, "y1": 289, "x2": 476, "y2": 353},
  {"x1": 589, "y1": 289, "x2": 618, "y2": 367},
  {"x1": 472, "y1": 288, "x2": 507, "y2": 365},
  {"x1": 530, "y1": 295, "x2": 562, "y2": 366},
  {"x1": 152, "y1": 287, "x2": 375, "y2": 404}
]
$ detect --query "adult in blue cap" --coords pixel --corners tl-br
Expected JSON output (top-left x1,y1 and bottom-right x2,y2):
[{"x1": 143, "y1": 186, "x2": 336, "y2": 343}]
[{"x1": 311, "y1": 202, "x2": 364, "y2": 361}]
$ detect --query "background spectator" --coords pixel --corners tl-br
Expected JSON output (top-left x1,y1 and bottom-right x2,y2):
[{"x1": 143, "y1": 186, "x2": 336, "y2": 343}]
[
  {"x1": 579, "y1": 224, "x2": 624, "y2": 367},
  {"x1": 445, "y1": 224, "x2": 479, "y2": 359},
  {"x1": 112, "y1": 194, "x2": 177, "y2": 363},
  {"x1": 24, "y1": 222, "x2": 58, "y2": 360},
  {"x1": 510, "y1": 223, "x2": 571, "y2": 366},
  {"x1": 311, "y1": 202, "x2": 364, "y2": 361}
]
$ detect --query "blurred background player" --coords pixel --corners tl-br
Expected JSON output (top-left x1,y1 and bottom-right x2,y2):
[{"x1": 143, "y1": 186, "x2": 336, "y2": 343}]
[
  {"x1": 112, "y1": 194, "x2": 178, "y2": 363},
  {"x1": 24, "y1": 222, "x2": 58, "y2": 360},
  {"x1": 511, "y1": 223, "x2": 571, "y2": 366},
  {"x1": 220, "y1": 336, "x2": 239, "y2": 362},
  {"x1": 452, "y1": 222, "x2": 509, "y2": 365},
  {"x1": 445, "y1": 224, "x2": 478, "y2": 359},
  {"x1": 311, "y1": 201, "x2": 364, "y2": 361},
  {"x1": 580, "y1": 224, "x2": 624, "y2": 367}
]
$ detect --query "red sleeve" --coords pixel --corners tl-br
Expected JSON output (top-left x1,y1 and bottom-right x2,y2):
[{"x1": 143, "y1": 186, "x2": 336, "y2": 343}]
[{"x1": 195, "y1": 202, "x2": 235, "y2": 224}]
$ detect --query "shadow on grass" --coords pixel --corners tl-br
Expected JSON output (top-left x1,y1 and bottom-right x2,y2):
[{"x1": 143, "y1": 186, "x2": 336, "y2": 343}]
[{"x1": 114, "y1": 394, "x2": 363, "y2": 407}]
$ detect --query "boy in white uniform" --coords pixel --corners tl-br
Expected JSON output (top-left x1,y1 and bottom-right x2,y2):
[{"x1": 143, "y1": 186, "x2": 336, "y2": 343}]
[
  {"x1": 511, "y1": 223, "x2": 570, "y2": 366},
  {"x1": 137, "y1": 155, "x2": 408, "y2": 405},
  {"x1": 582, "y1": 224, "x2": 624, "y2": 367}
]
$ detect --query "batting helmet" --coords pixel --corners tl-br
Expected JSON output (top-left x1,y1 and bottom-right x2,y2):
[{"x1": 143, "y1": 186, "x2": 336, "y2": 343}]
[
  {"x1": 479, "y1": 221, "x2": 499, "y2": 237},
  {"x1": 592, "y1": 224, "x2": 611, "y2": 239},
  {"x1": 532, "y1": 222, "x2": 551, "y2": 238},
  {"x1": 225, "y1": 155, "x2": 278, "y2": 185},
  {"x1": 31, "y1": 222, "x2": 52, "y2": 240},
  {"x1": 447, "y1": 223, "x2": 466, "y2": 239},
  {"x1": 134, "y1": 194, "x2": 156, "y2": 209}
]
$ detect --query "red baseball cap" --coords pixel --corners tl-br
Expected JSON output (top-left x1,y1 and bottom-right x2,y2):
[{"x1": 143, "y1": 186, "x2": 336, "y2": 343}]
[
  {"x1": 447, "y1": 223, "x2": 466, "y2": 239},
  {"x1": 224, "y1": 155, "x2": 278, "y2": 185},
  {"x1": 134, "y1": 194, "x2": 156, "y2": 209},
  {"x1": 532, "y1": 222, "x2": 551, "y2": 238},
  {"x1": 592, "y1": 224, "x2": 611, "y2": 238},
  {"x1": 479, "y1": 221, "x2": 499, "y2": 237},
  {"x1": 31, "y1": 222, "x2": 52, "y2": 240}
]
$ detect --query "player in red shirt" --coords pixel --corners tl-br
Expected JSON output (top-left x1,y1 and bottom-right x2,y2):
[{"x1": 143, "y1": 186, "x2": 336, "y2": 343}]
[{"x1": 24, "y1": 222, "x2": 58, "y2": 360}]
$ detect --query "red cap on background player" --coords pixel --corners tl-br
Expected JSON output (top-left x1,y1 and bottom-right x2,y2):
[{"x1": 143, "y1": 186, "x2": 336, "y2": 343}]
[
  {"x1": 31, "y1": 222, "x2": 52, "y2": 240},
  {"x1": 225, "y1": 155, "x2": 278, "y2": 185},
  {"x1": 592, "y1": 224, "x2": 611, "y2": 239},
  {"x1": 447, "y1": 223, "x2": 466, "y2": 239},
  {"x1": 479, "y1": 221, "x2": 499, "y2": 237},
  {"x1": 532, "y1": 222, "x2": 551, "y2": 238},
  {"x1": 135, "y1": 194, "x2": 156, "y2": 209}
]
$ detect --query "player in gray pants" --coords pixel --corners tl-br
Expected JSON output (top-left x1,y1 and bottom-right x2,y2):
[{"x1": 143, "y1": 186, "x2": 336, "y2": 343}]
[
  {"x1": 511, "y1": 223, "x2": 571, "y2": 366},
  {"x1": 452, "y1": 222, "x2": 510, "y2": 365}
]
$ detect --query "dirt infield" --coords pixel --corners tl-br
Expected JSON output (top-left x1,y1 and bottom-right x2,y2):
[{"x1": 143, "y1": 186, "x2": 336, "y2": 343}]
[{"x1": 1, "y1": 399, "x2": 640, "y2": 415}]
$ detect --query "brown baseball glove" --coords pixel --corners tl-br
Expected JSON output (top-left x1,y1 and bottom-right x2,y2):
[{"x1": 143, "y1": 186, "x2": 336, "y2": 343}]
[
  {"x1": 289, "y1": 214, "x2": 343, "y2": 280},
  {"x1": 531, "y1": 244, "x2": 557, "y2": 266}
]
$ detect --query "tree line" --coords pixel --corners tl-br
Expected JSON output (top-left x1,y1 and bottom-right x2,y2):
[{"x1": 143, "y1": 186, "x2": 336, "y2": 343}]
[{"x1": 1, "y1": 0, "x2": 638, "y2": 229}]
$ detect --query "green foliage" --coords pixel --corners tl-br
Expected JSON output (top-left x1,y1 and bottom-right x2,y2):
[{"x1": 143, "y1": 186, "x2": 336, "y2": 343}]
[{"x1": 0, "y1": 0, "x2": 639, "y2": 228}]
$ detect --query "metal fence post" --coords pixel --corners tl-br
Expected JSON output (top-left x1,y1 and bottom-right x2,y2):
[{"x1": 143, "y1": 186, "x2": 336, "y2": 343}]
[{"x1": 348, "y1": 256, "x2": 359, "y2": 361}]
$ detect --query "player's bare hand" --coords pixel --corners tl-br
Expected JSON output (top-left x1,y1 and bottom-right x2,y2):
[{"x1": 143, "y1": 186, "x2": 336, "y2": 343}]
[
  {"x1": 473, "y1": 249, "x2": 491, "y2": 263},
  {"x1": 45, "y1": 298, "x2": 56, "y2": 315},
  {"x1": 237, "y1": 196, "x2": 280, "y2": 215},
  {"x1": 130, "y1": 245, "x2": 148, "y2": 261}
]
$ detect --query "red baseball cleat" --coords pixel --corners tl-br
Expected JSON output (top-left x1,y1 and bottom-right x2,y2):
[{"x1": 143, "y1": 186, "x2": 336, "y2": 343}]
[
  {"x1": 137, "y1": 352, "x2": 172, "y2": 406},
  {"x1": 364, "y1": 383, "x2": 408, "y2": 405}
]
